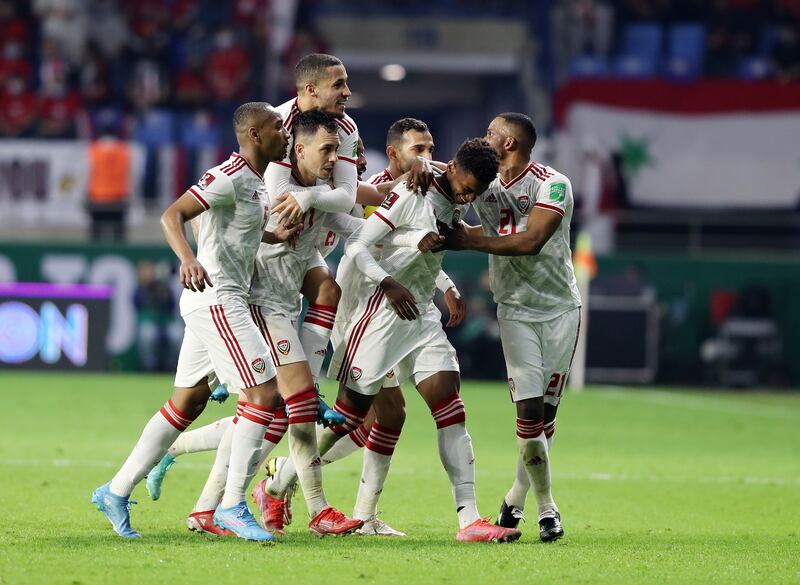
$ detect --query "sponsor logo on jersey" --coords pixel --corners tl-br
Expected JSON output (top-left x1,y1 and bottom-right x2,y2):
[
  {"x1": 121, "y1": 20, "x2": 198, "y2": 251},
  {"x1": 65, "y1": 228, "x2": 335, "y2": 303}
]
[
  {"x1": 516, "y1": 195, "x2": 531, "y2": 214},
  {"x1": 276, "y1": 339, "x2": 290, "y2": 355},
  {"x1": 251, "y1": 357, "x2": 266, "y2": 374},
  {"x1": 485, "y1": 193, "x2": 497, "y2": 203},
  {"x1": 385, "y1": 369, "x2": 395, "y2": 379},
  {"x1": 251, "y1": 190, "x2": 259, "y2": 200},
  {"x1": 350, "y1": 366, "x2": 363, "y2": 381},
  {"x1": 198, "y1": 172, "x2": 215, "y2": 189},
  {"x1": 315, "y1": 348, "x2": 326, "y2": 356},
  {"x1": 507, "y1": 377, "x2": 515, "y2": 392},
  {"x1": 380, "y1": 192, "x2": 399, "y2": 210},
  {"x1": 549, "y1": 183, "x2": 566, "y2": 203}
]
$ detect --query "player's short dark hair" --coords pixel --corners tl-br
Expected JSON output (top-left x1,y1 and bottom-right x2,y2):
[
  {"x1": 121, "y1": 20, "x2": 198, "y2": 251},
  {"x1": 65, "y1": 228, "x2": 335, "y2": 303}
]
[
  {"x1": 455, "y1": 138, "x2": 500, "y2": 186},
  {"x1": 293, "y1": 109, "x2": 338, "y2": 140},
  {"x1": 386, "y1": 117, "x2": 429, "y2": 147},
  {"x1": 295, "y1": 53, "x2": 343, "y2": 88},
  {"x1": 232, "y1": 102, "x2": 273, "y2": 133},
  {"x1": 497, "y1": 112, "x2": 537, "y2": 154}
]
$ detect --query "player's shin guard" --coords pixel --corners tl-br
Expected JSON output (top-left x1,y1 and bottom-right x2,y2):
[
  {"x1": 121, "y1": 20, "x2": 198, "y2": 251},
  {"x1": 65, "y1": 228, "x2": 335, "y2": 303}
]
[
  {"x1": 285, "y1": 388, "x2": 327, "y2": 517},
  {"x1": 321, "y1": 423, "x2": 368, "y2": 465},
  {"x1": 110, "y1": 400, "x2": 198, "y2": 497},
  {"x1": 353, "y1": 423, "x2": 401, "y2": 521},
  {"x1": 431, "y1": 394, "x2": 479, "y2": 529},
  {"x1": 300, "y1": 304, "x2": 336, "y2": 381},
  {"x1": 220, "y1": 402, "x2": 276, "y2": 508},
  {"x1": 517, "y1": 418, "x2": 557, "y2": 518},
  {"x1": 168, "y1": 416, "x2": 234, "y2": 457},
  {"x1": 257, "y1": 406, "x2": 288, "y2": 467}
]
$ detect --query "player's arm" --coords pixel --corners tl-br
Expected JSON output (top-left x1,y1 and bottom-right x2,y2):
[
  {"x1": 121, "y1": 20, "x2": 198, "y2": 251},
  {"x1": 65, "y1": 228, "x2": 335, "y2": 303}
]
[
  {"x1": 345, "y1": 203, "x2": 420, "y2": 320},
  {"x1": 262, "y1": 222, "x2": 303, "y2": 245},
  {"x1": 266, "y1": 161, "x2": 333, "y2": 225},
  {"x1": 436, "y1": 270, "x2": 466, "y2": 327},
  {"x1": 160, "y1": 191, "x2": 212, "y2": 292},
  {"x1": 445, "y1": 209, "x2": 561, "y2": 256}
]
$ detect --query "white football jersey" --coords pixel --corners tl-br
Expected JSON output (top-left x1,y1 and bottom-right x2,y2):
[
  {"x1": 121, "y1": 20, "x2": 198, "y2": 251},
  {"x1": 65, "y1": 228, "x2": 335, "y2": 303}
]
[
  {"x1": 179, "y1": 153, "x2": 268, "y2": 316},
  {"x1": 472, "y1": 162, "x2": 581, "y2": 322}
]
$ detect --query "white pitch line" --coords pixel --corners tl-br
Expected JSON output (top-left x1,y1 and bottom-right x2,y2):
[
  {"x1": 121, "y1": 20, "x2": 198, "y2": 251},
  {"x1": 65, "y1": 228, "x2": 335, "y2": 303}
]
[
  {"x1": 591, "y1": 386, "x2": 800, "y2": 421},
  {"x1": 2, "y1": 458, "x2": 798, "y2": 487}
]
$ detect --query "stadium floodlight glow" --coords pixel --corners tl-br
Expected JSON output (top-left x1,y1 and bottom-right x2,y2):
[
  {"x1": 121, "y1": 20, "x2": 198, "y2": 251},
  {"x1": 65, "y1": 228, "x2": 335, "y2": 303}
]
[{"x1": 380, "y1": 64, "x2": 406, "y2": 82}]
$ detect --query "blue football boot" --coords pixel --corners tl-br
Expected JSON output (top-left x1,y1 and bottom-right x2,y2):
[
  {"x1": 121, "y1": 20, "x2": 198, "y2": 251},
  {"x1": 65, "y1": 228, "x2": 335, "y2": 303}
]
[
  {"x1": 145, "y1": 453, "x2": 176, "y2": 501},
  {"x1": 213, "y1": 501, "x2": 276, "y2": 543},
  {"x1": 91, "y1": 482, "x2": 141, "y2": 538},
  {"x1": 316, "y1": 390, "x2": 345, "y2": 428},
  {"x1": 209, "y1": 385, "x2": 230, "y2": 403}
]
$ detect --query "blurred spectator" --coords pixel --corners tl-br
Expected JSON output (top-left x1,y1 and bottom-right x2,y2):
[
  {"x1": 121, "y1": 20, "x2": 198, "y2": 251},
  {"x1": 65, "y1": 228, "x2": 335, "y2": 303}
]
[
  {"x1": 38, "y1": 36, "x2": 73, "y2": 95},
  {"x1": 706, "y1": 0, "x2": 764, "y2": 76},
  {"x1": 208, "y1": 28, "x2": 252, "y2": 104},
  {"x1": 34, "y1": 0, "x2": 88, "y2": 65},
  {"x1": 0, "y1": 75, "x2": 38, "y2": 137},
  {"x1": 133, "y1": 260, "x2": 181, "y2": 371},
  {"x1": 38, "y1": 85, "x2": 84, "y2": 138},
  {"x1": 86, "y1": 128, "x2": 131, "y2": 240},
  {"x1": 552, "y1": 0, "x2": 615, "y2": 85},
  {"x1": 0, "y1": 39, "x2": 32, "y2": 86},
  {"x1": 175, "y1": 53, "x2": 211, "y2": 109},
  {"x1": 770, "y1": 2, "x2": 800, "y2": 81}
]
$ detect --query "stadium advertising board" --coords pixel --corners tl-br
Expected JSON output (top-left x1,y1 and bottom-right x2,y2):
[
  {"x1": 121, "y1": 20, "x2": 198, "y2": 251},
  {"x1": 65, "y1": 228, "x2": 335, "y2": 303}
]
[{"x1": 0, "y1": 282, "x2": 112, "y2": 370}]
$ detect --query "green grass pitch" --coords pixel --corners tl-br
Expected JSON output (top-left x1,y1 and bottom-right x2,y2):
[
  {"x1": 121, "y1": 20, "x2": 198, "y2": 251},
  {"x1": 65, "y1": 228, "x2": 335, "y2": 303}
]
[{"x1": 1, "y1": 372, "x2": 798, "y2": 585}]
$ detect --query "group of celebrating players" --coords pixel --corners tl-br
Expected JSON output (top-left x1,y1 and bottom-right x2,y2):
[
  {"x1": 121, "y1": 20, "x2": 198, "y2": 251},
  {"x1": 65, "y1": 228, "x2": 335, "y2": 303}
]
[{"x1": 91, "y1": 53, "x2": 581, "y2": 545}]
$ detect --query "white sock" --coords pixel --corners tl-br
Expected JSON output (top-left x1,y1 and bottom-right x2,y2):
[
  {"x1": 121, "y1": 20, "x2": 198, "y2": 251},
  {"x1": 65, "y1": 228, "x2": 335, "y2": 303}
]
[
  {"x1": 193, "y1": 422, "x2": 234, "y2": 512},
  {"x1": 431, "y1": 394, "x2": 479, "y2": 529},
  {"x1": 300, "y1": 304, "x2": 336, "y2": 380},
  {"x1": 256, "y1": 407, "x2": 289, "y2": 467},
  {"x1": 353, "y1": 423, "x2": 400, "y2": 521},
  {"x1": 504, "y1": 455, "x2": 531, "y2": 511},
  {"x1": 285, "y1": 388, "x2": 327, "y2": 517},
  {"x1": 517, "y1": 418, "x2": 557, "y2": 518},
  {"x1": 220, "y1": 402, "x2": 274, "y2": 509},
  {"x1": 110, "y1": 400, "x2": 195, "y2": 497},
  {"x1": 168, "y1": 416, "x2": 233, "y2": 457},
  {"x1": 544, "y1": 418, "x2": 557, "y2": 451},
  {"x1": 321, "y1": 424, "x2": 367, "y2": 465}
]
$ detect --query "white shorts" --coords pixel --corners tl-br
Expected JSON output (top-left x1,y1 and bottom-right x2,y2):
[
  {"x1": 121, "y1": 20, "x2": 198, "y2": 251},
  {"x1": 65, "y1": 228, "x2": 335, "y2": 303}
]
[
  {"x1": 175, "y1": 301, "x2": 276, "y2": 391},
  {"x1": 330, "y1": 291, "x2": 458, "y2": 396},
  {"x1": 499, "y1": 308, "x2": 581, "y2": 406},
  {"x1": 249, "y1": 304, "x2": 307, "y2": 367}
]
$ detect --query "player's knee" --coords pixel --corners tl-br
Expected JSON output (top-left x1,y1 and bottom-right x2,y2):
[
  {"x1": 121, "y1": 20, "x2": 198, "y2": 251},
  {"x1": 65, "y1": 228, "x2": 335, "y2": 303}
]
[{"x1": 515, "y1": 397, "x2": 544, "y2": 421}]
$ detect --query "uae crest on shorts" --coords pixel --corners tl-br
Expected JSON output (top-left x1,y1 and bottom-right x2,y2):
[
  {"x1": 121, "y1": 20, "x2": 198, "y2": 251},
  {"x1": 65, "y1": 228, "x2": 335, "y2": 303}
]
[
  {"x1": 276, "y1": 339, "x2": 290, "y2": 356},
  {"x1": 350, "y1": 367, "x2": 363, "y2": 381},
  {"x1": 251, "y1": 357, "x2": 266, "y2": 374},
  {"x1": 516, "y1": 195, "x2": 531, "y2": 214}
]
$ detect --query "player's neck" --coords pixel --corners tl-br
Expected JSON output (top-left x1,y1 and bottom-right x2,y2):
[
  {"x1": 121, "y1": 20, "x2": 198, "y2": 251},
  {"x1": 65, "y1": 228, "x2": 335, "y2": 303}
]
[
  {"x1": 296, "y1": 94, "x2": 316, "y2": 113},
  {"x1": 237, "y1": 148, "x2": 267, "y2": 175},
  {"x1": 498, "y1": 155, "x2": 529, "y2": 185},
  {"x1": 387, "y1": 164, "x2": 401, "y2": 180},
  {"x1": 434, "y1": 172, "x2": 453, "y2": 198},
  {"x1": 294, "y1": 165, "x2": 316, "y2": 187}
]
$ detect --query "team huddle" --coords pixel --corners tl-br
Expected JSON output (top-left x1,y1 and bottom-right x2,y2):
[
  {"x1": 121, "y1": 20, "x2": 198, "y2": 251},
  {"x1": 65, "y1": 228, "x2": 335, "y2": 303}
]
[{"x1": 91, "y1": 54, "x2": 581, "y2": 544}]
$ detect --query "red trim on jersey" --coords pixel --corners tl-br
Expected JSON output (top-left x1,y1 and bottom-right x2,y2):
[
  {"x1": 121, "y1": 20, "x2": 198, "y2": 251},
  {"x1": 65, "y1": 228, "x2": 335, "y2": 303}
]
[
  {"x1": 283, "y1": 99, "x2": 300, "y2": 130},
  {"x1": 211, "y1": 305, "x2": 257, "y2": 388},
  {"x1": 231, "y1": 152, "x2": 264, "y2": 181},
  {"x1": 338, "y1": 155, "x2": 356, "y2": 164},
  {"x1": 188, "y1": 187, "x2": 209, "y2": 209},
  {"x1": 221, "y1": 159, "x2": 246, "y2": 176},
  {"x1": 530, "y1": 162, "x2": 553, "y2": 182},
  {"x1": 534, "y1": 202, "x2": 565, "y2": 217},
  {"x1": 370, "y1": 168, "x2": 393, "y2": 185},
  {"x1": 500, "y1": 164, "x2": 533, "y2": 190},
  {"x1": 337, "y1": 117, "x2": 355, "y2": 135},
  {"x1": 273, "y1": 160, "x2": 292, "y2": 168},
  {"x1": 337, "y1": 288, "x2": 385, "y2": 383},
  {"x1": 373, "y1": 211, "x2": 395, "y2": 230},
  {"x1": 430, "y1": 177, "x2": 452, "y2": 201}
]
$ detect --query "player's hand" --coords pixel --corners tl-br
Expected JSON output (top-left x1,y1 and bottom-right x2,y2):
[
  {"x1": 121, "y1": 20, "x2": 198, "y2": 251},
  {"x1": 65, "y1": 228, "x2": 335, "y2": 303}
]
[
  {"x1": 380, "y1": 277, "x2": 420, "y2": 320},
  {"x1": 407, "y1": 157, "x2": 433, "y2": 194},
  {"x1": 439, "y1": 221, "x2": 470, "y2": 251},
  {"x1": 272, "y1": 192, "x2": 305, "y2": 226},
  {"x1": 180, "y1": 259, "x2": 213, "y2": 292},
  {"x1": 272, "y1": 222, "x2": 303, "y2": 248},
  {"x1": 443, "y1": 287, "x2": 466, "y2": 327},
  {"x1": 417, "y1": 231, "x2": 445, "y2": 253}
]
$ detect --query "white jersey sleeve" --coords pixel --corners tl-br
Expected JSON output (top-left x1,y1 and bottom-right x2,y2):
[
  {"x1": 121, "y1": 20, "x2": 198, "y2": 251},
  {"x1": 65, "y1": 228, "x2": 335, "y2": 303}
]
[{"x1": 188, "y1": 169, "x2": 235, "y2": 209}]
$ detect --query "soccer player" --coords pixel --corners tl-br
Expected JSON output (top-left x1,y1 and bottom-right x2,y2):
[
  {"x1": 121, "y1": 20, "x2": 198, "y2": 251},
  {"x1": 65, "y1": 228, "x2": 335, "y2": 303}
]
[
  {"x1": 315, "y1": 138, "x2": 520, "y2": 542},
  {"x1": 441, "y1": 113, "x2": 581, "y2": 542},
  {"x1": 91, "y1": 102, "x2": 295, "y2": 541}
]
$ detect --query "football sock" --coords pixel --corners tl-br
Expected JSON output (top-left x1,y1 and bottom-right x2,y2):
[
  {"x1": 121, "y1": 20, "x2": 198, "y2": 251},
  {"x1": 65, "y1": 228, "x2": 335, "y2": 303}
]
[
  {"x1": 544, "y1": 418, "x2": 557, "y2": 450},
  {"x1": 256, "y1": 406, "x2": 288, "y2": 467},
  {"x1": 285, "y1": 387, "x2": 327, "y2": 517},
  {"x1": 193, "y1": 421, "x2": 234, "y2": 512},
  {"x1": 353, "y1": 423, "x2": 401, "y2": 520},
  {"x1": 220, "y1": 402, "x2": 275, "y2": 508},
  {"x1": 168, "y1": 416, "x2": 233, "y2": 457},
  {"x1": 517, "y1": 417, "x2": 558, "y2": 519},
  {"x1": 110, "y1": 400, "x2": 197, "y2": 497},
  {"x1": 504, "y1": 455, "x2": 531, "y2": 511},
  {"x1": 321, "y1": 423, "x2": 368, "y2": 465},
  {"x1": 300, "y1": 304, "x2": 336, "y2": 381},
  {"x1": 431, "y1": 394, "x2": 479, "y2": 529},
  {"x1": 317, "y1": 398, "x2": 367, "y2": 455}
]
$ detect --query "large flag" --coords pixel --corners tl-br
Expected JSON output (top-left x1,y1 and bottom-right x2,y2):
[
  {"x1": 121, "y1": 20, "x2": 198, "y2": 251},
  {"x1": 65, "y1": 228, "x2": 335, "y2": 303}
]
[{"x1": 555, "y1": 80, "x2": 800, "y2": 209}]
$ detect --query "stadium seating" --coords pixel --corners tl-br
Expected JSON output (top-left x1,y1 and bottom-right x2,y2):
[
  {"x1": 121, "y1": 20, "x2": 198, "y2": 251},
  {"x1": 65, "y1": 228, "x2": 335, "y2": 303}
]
[{"x1": 665, "y1": 24, "x2": 705, "y2": 80}]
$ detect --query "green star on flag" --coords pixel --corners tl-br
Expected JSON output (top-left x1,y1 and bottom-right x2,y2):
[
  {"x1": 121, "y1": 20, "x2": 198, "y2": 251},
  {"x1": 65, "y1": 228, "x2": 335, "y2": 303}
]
[{"x1": 618, "y1": 134, "x2": 654, "y2": 181}]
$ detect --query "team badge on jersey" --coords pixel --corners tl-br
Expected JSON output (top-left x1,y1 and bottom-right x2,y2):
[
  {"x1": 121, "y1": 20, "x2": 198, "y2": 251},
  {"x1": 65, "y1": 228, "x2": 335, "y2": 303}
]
[
  {"x1": 516, "y1": 195, "x2": 531, "y2": 214},
  {"x1": 507, "y1": 377, "x2": 515, "y2": 392},
  {"x1": 386, "y1": 369, "x2": 395, "y2": 379},
  {"x1": 276, "y1": 340, "x2": 291, "y2": 356},
  {"x1": 549, "y1": 183, "x2": 566, "y2": 203},
  {"x1": 350, "y1": 367, "x2": 363, "y2": 381},
  {"x1": 252, "y1": 357, "x2": 266, "y2": 374},
  {"x1": 198, "y1": 172, "x2": 216, "y2": 189},
  {"x1": 380, "y1": 192, "x2": 399, "y2": 210}
]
